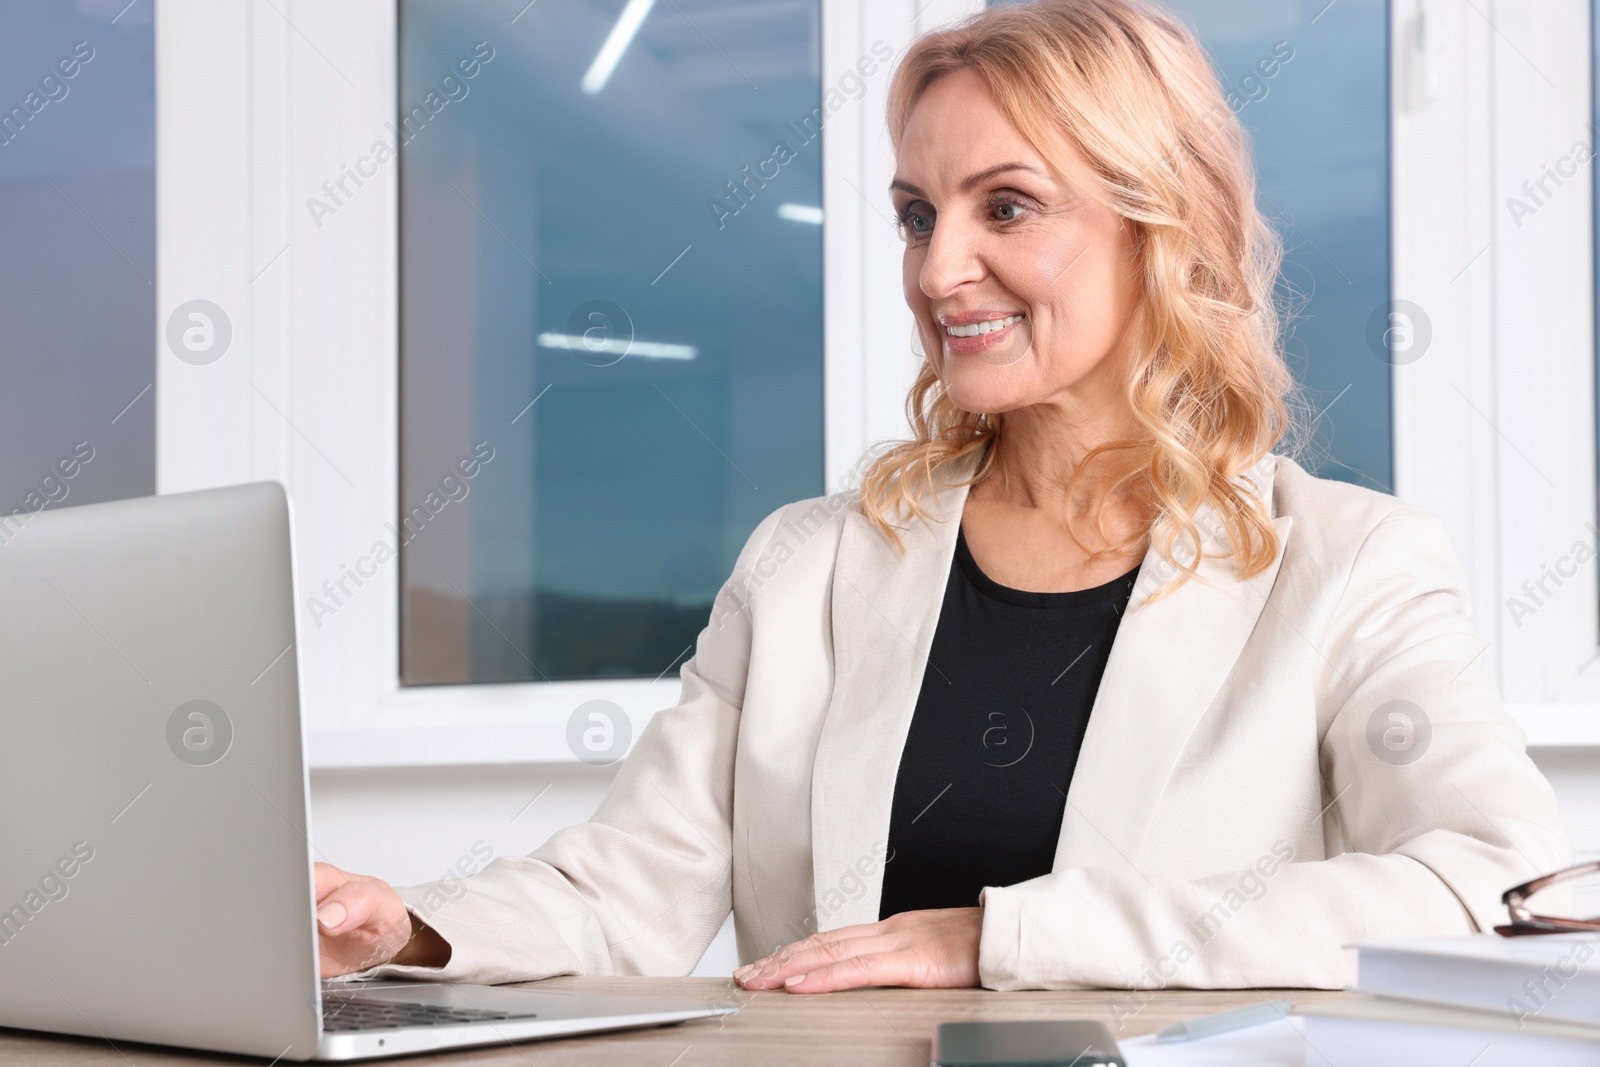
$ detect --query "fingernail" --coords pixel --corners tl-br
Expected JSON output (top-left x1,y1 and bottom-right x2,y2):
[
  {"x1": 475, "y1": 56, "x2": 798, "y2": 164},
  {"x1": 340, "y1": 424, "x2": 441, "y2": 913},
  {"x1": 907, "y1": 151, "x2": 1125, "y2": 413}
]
[
  {"x1": 316, "y1": 902, "x2": 347, "y2": 931},
  {"x1": 784, "y1": 974, "x2": 806, "y2": 988}
]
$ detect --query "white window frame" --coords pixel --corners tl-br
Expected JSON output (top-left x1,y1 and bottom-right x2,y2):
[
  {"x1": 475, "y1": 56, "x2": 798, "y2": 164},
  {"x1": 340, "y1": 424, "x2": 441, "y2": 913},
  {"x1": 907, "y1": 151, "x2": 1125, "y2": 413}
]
[
  {"x1": 158, "y1": 0, "x2": 1600, "y2": 766},
  {"x1": 156, "y1": 0, "x2": 982, "y2": 768},
  {"x1": 1391, "y1": 0, "x2": 1600, "y2": 744}
]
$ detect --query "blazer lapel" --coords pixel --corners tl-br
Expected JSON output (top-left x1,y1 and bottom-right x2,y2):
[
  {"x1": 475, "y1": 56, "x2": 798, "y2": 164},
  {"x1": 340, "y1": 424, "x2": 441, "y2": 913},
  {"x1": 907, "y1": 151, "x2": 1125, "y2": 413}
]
[
  {"x1": 1056, "y1": 453, "x2": 1292, "y2": 871},
  {"x1": 809, "y1": 451, "x2": 980, "y2": 931},
  {"x1": 808, "y1": 450, "x2": 1293, "y2": 930}
]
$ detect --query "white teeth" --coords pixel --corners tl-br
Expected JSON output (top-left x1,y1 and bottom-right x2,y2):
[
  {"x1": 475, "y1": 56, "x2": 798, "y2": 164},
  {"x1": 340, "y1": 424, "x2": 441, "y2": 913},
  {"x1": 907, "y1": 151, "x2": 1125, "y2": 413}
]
[{"x1": 944, "y1": 313, "x2": 1023, "y2": 338}]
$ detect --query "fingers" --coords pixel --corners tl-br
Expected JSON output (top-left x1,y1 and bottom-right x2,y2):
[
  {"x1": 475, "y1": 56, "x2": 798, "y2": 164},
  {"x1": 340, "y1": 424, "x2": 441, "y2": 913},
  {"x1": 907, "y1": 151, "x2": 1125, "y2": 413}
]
[
  {"x1": 315, "y1": 880, "x2": 383, "y2": 936},
  {"x1": 313, "y1": 861, "x2": 349, "y2": 901},
  {"x1": 733, "y1": 908, "x2": 984, "y2": 994},
  {"x1": 735, "y1": 932, "x2": 893, "y2": 990},
  {"x1": 732, "y1": 931, "x2": 836, "y2": 988},
  {"x1": 313, "y1": 870, "x2": 411, "y2": 978},
  {"x1": 318, "y1": 912, "x2": 404, "y2": 978},
  {"x1": 783, "y1": 951, "x2": 904, "y2": 994},
  {"x1": 734, "y1": 923, "x2": 885, "y2": 984}
]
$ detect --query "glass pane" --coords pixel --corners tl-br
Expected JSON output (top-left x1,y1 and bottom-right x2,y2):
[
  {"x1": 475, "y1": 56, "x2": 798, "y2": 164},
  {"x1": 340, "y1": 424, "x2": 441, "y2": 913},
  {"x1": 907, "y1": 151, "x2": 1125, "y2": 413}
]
[
  {"x1": 0, "y1": 1, "x2": 156, "y2": 527},
  {"x1": 399, "y1": 1, "x2": 824, "y2": 684},
  {"x1": 988, "y1": 0, "x2": 1393, "y2": 491}
]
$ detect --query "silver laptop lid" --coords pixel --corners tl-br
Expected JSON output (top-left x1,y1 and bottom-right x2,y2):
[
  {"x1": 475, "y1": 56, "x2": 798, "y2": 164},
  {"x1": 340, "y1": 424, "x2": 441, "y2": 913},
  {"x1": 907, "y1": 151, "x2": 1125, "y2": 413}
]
[{"x1": 0, "y1": 483, "x2": 321, "y2": 1060}]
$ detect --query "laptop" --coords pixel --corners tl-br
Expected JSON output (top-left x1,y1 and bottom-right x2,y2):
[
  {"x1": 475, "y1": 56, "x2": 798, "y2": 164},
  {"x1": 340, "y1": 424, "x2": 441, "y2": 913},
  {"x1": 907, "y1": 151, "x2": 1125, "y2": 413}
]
[{"x1": 0, "y1": 482, "x2": 736, "y2": 1060}]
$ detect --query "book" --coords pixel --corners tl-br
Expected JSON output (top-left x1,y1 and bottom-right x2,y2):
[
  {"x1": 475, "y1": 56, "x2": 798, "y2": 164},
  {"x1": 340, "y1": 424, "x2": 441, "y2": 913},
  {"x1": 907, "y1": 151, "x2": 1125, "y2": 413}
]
[
  {"x1": 1300, "y1": 995, "x2": 1600, "y2": 1067},
  {"x1": 1353, "y1": 932, "x2": 1600, "y2": 1025}
]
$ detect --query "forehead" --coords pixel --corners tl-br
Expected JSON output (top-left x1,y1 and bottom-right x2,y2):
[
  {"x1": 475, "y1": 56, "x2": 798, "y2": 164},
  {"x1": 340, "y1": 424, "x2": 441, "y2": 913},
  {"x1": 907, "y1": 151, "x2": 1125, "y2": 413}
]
[{"x1": 895, "y1": 68, "x2": 1066, "y2": 190}]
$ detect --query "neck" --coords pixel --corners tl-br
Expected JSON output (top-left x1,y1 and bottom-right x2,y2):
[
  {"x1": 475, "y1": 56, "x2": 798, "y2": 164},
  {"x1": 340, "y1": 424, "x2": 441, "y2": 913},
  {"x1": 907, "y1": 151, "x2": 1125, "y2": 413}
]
[{"x1": 977, "y1": 405, "x2": 1153, "y2": 527}]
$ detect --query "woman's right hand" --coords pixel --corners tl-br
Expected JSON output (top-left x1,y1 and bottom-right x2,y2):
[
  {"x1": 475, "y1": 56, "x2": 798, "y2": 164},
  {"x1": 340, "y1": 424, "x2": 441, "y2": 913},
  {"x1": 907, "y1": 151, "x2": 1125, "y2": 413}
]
[{"x1": 314, "y1": 861, "x2": 451, "y2": 977}]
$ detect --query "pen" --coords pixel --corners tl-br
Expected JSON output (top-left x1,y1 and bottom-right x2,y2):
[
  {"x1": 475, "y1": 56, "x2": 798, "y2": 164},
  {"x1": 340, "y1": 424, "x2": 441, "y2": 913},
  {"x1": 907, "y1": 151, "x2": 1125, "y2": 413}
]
[{"x1": 1153, "y1": 1000, "x2": 1293, "y2": 1043}]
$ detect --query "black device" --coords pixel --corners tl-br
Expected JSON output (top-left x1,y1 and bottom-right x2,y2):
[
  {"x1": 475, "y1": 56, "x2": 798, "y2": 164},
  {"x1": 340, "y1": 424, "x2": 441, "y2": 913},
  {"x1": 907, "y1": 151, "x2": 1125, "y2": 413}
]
[{"x1": 934, "y1": 1019, "x2": 1126, "y2": 1067}]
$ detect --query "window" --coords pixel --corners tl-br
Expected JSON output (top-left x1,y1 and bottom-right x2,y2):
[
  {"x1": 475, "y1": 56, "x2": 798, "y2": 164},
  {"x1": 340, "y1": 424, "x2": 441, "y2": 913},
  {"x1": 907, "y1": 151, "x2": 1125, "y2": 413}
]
[
  {"x1": 0, "y1": 2, "x2": 155, "y2": 525},
  {"x1": 152, "y1": 1, "x2": 1600, "y2": 759},
  {"x1": 397, "y1": 0, "x2": 825, "y2": 684}
]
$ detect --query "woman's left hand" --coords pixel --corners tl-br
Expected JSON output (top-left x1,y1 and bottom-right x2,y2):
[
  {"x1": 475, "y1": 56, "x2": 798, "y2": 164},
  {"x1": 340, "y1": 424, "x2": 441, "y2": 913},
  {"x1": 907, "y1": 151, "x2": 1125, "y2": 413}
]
[{"x1": 733, "y1": 907, "x2": 983, "y2": 993}]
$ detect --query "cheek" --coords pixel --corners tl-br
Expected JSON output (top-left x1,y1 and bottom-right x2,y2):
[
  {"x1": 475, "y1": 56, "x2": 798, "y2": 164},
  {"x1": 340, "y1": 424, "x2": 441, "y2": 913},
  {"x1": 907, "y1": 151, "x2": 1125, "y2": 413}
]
[
  {"x1": 1028, "y1": 247, "x2": 1127, "y2": 342},
  {"x1": 901, "y1": 250, "x2": 920, "y2": 306},
  {"x1": 1016, "y1": 236, "x2": 1091, "y2": 303},
  {"x1": 903, "y1": 254, "x2": 942, "y2": 361},
  {"x1": 902, "y1": 248, "x2": 932, "y2": 312}
]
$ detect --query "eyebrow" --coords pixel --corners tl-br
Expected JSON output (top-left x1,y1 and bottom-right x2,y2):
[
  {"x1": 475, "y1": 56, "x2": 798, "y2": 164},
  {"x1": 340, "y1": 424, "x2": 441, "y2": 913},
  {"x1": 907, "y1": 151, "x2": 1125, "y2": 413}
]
[{"x1": 889, "y1": 162, "x2": 1050, "y2": 198}]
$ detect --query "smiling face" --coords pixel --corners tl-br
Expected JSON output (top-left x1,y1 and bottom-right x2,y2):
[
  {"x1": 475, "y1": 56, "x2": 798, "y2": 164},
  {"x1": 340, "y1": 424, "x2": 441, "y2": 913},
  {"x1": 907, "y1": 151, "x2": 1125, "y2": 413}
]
[{"x1": 892, "y1": 68, "x2": 1146, "y2": 426}]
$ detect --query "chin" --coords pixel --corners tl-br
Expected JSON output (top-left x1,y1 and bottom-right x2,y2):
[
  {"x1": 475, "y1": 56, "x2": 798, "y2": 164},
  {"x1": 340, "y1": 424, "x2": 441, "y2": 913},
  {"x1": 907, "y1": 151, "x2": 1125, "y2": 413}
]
[{"x1": 939, "y1": 376, "x2": 1027, "y2": 418}]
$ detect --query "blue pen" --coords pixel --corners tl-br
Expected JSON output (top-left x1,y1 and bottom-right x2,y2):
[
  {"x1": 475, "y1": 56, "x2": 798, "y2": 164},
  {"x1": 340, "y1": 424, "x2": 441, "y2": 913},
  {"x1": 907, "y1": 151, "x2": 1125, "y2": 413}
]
[{"x1": 1153, "y1": 1000, "x2": 1293, "y2": 1043}]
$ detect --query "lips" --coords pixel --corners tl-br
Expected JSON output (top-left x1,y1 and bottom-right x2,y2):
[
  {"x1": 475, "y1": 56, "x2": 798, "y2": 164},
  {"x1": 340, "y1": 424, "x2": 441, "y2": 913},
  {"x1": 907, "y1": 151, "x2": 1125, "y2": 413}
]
[
  {"x1": 943, "y1": 313, "x2": 1024, "y2": 338},
  {"x1": 938, "y1": 311, "x2": 1026, "y2": 356}
]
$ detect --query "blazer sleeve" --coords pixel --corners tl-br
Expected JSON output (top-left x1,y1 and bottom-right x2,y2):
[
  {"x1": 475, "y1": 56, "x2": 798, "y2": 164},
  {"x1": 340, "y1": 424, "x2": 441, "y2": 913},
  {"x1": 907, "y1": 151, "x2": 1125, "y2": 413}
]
[
  {"x1": 334, "y1": 505, "x2": 788, "y2": 986},
  {"x1": 975, "y1": 503, "x2": 1573, "y2": 991}
]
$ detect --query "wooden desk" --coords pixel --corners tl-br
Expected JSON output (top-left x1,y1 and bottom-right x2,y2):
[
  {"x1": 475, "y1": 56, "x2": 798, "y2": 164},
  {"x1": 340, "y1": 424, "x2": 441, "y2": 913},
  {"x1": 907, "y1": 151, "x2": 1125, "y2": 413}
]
[{"x1": 0, "y1": 978, "x2": 1356, "y2": 1065}]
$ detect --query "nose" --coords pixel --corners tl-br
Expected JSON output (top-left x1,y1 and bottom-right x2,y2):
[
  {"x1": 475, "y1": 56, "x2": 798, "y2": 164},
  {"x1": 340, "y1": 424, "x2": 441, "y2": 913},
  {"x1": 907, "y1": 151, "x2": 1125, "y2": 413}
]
[{"x1": 917, "y1": 219, "x2": 985, "y2": 300}]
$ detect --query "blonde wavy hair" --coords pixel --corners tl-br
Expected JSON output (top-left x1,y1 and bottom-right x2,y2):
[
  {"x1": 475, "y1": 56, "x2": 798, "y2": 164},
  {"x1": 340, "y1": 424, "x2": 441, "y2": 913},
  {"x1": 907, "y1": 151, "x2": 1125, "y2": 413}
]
[{"x1": 858, "y1": 0, "x2": 1310, "y2": 600}]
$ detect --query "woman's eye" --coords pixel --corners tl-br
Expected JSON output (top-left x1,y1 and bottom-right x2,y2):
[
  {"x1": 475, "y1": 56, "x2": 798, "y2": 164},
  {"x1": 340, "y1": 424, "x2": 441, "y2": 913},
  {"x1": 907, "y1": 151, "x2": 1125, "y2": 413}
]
[
  {"x1": 898, "y1": 208, "x2": 933, "y2": 236},
  {"x1": 993, "y1": 200, "x2": 1029, "y2": 222}
]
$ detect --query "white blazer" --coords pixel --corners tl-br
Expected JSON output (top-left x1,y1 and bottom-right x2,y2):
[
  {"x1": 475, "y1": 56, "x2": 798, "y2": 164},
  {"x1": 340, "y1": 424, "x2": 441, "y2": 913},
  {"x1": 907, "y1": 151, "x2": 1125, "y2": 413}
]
[{"x1": 355, "y1": 449, "x2": 1571, "y2": 990}]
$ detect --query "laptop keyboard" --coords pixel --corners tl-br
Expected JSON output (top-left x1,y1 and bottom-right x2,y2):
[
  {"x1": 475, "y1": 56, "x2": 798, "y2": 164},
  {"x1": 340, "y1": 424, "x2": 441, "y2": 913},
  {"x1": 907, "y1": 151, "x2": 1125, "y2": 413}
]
[{"x1": 321, "y1": 996, "x2": 539, "y2": 1032}]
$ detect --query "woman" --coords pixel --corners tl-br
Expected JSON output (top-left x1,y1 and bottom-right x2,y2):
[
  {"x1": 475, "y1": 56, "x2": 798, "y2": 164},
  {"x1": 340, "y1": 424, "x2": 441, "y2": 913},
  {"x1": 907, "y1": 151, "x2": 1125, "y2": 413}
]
[{"x1": 315, "y1": 0, "x2": 1569, "y2": 992}]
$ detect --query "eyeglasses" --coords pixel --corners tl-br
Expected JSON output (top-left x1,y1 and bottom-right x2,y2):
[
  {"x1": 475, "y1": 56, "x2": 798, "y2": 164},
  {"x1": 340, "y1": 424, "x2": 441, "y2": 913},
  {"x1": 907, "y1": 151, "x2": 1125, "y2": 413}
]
[{"x1": 1496, "y1": 861, "x2": 1600, "y2": 937}]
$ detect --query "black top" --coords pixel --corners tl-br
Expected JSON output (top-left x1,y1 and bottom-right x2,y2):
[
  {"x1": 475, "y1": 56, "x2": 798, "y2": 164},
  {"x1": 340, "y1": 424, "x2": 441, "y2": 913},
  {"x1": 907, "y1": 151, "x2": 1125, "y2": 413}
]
[{"x1": 877, "y1": 523, "x2": 1140, "y2": 919}]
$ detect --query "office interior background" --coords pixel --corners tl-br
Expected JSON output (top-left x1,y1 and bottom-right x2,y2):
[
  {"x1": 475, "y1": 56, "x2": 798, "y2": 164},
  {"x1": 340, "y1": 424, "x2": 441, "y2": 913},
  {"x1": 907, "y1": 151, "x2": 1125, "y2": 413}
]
[{"x1": 3, "y1": 0, "x2": 1598, "y2": 975}]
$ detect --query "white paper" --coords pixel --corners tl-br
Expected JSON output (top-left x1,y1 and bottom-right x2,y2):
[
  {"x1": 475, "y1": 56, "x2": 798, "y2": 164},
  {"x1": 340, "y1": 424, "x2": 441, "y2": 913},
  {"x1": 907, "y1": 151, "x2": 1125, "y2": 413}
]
[{"x1": 1120, "y1": 1014, "x2": 1306, "y2": 1066}]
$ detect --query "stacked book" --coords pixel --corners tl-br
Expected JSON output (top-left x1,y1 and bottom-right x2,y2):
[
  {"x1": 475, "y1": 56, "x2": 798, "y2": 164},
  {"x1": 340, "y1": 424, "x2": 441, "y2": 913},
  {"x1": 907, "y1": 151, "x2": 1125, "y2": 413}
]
[{"x1": 1299, "y1": 933, "x2": 1600, "y2": 1066}]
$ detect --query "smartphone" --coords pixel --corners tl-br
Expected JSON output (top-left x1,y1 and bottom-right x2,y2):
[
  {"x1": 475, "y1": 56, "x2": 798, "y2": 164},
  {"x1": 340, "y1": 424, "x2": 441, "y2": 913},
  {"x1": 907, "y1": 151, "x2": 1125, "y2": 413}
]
[{"x1": 933, "y1": 1019, "x2": 1126, "y2": 1067}]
